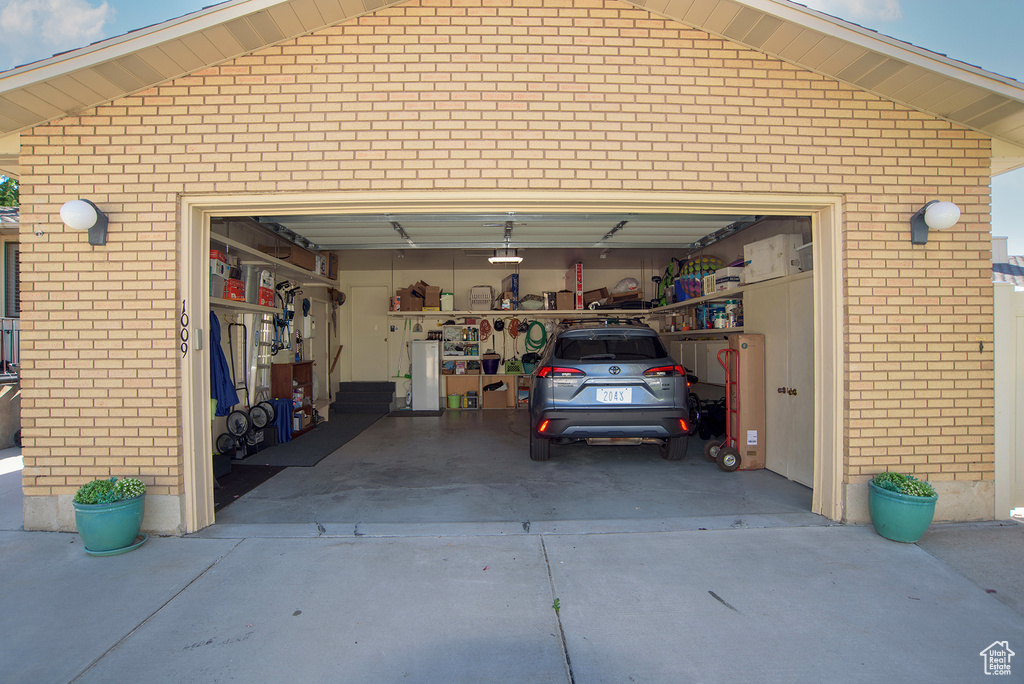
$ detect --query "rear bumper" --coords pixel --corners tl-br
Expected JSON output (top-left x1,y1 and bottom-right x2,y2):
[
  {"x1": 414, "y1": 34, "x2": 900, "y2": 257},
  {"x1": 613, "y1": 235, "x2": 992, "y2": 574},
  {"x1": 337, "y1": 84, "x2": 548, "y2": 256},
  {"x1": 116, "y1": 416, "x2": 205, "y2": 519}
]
[{"x1": 534, "y1": 408, "x2": 690, "y2": 440}]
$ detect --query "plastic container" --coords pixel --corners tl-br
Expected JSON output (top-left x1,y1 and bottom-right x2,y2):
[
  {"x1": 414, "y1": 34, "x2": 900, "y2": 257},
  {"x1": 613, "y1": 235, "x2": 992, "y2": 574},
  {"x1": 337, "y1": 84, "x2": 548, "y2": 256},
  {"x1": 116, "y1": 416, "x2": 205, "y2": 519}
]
[
  {"x1": 440, "y1": 292, "x2": 454, "y2": 311},
  {"x1": 447, "y1": 393, "x2": 460, "y2": 409},
  {"x1": 482, "y1": 353, "x2": 501, "y2": 375}
]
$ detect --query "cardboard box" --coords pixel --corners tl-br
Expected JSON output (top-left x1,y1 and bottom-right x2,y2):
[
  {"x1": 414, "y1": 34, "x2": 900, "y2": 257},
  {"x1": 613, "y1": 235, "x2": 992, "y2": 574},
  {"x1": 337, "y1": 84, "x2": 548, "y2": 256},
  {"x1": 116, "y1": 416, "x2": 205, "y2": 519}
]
[
  {"x1": 729, "y1": 334, "x2": 766, "y2": 470},
  {"x1": 608, "y1": 290, "x2": 643, "y2": 304},
  {"x1": 257, "y1": 243, "x2": 317, "y2": 272},
  {"x1": 565, "y1": 263, "x2": 583, "y2": 309},
  {"x1": 482, "y1": 389, "x2": 507, "y2": 409},
  {"x1": 584, "y1": 287, "x2": 609, "y2": 306},
  {"x1": 396, "y1": 288, "x2": 422, "y2": 311},
  {"x1": 224, "y1": 279, "x2": 245, "y2": 301},
  {"x1": 424, "y1": 286, "x2": 441, "y2": 308},
  {"x1": 210, "y1": 274, "x2": 225, "y2": 298},
  {"x1": 327, "y1": 253, "x2": 339, "y2": 280},
  {"x1": 210, "y1": 259, "x2": 229, "y2": 278},
  {"x1": 556, "y1": 291, "x2": 574, "y2": 310},
  {"x1": 210, "y1": 249, "x2": 226, "y2": 262},
  {"x1": 258, "y1": 287, "x2": 274, "y2": 307}
]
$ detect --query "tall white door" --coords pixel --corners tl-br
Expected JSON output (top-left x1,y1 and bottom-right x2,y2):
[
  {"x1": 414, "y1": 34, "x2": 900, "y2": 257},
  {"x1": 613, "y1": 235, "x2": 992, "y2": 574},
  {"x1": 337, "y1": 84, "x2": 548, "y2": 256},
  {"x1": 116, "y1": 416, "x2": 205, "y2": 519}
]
[
  {"x1": 744, "y1": 274, "x2": 814, "y2": 485},
  {"x1": 350, "y1": 285, "x2": 389, "y2": 382}
]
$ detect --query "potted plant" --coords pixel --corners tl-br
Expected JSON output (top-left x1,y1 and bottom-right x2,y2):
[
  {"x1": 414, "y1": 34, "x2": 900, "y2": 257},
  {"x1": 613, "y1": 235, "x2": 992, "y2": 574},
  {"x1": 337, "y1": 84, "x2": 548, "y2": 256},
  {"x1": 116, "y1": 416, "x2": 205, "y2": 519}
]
[
  {"x1": 72, "y1": 477, "x2": 148, "y2": 556},
  {"x1": 868, "y1": 471, "x2": 938, "y2": 543}
]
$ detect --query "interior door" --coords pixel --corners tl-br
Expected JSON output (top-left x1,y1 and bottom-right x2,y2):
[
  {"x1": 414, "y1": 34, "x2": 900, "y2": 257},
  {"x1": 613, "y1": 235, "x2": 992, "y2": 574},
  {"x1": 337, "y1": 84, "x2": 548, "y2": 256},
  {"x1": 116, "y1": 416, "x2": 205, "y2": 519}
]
[
  {"x1": 350, "y1": 284, "x2": 389, "y2": 382},
  {"x1": 785, "y1": 277, "x2": 815, "y2": 486},
  {"x1": 745, "y1": 275, "x2": 814, "y2": 485}
]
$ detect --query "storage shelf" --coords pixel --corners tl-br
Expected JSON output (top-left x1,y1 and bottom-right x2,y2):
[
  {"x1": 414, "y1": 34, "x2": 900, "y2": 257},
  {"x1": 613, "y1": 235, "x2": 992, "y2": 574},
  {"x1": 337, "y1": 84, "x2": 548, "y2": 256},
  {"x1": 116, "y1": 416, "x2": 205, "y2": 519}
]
[
  {"x1": 387, "y1": 309, "x2": 649, "y2": 318},
  {"x1": 661, "y1": 327, "x2": 745, "y2": 337},
  {"x1": 210, "y1": 298, "x2": 279, "y2": 315},
  {"x1": 650, "y1": 271, "x2": 811, "y2": 316},
  {"x1": 216, "y1": 235, "x2": 335, "y2": 286}
]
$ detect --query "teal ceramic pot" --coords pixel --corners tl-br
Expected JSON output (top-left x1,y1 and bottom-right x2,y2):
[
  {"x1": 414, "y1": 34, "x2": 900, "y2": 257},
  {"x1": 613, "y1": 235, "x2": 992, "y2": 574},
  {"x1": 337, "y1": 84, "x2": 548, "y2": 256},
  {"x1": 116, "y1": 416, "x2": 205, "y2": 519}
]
[
  {"x1": 868, "y1": 481, "x2": 937, "y2": 543},
  {"x1": 73, "y1": 495, "x2": 145, "y2": 553}
]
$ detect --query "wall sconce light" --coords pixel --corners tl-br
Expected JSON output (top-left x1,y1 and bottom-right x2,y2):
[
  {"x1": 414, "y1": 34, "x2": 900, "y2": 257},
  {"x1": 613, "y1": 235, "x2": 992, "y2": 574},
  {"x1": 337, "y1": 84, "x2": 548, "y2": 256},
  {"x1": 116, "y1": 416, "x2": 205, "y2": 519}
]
[
  {"x1": 488, "y1": 248, "x2": 522, "y2": 264},
  {"x1": 60, "y1": 199, "x2": 108, "y2": 246},
  {"x1": 910, "y1": 200, "x2": 960, "y2": 245}
]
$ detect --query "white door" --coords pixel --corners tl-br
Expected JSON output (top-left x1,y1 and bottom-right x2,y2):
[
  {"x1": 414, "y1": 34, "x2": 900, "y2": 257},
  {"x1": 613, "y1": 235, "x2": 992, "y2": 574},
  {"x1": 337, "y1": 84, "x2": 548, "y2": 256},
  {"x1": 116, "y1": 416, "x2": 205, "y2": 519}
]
[
  {"x1": 745, "y1": 274, "x2": 814, "y2": 485},
  {"x1": 350, "y1": 284, "x2": 389, "y2": 382},
  {"x1": 785, "y1": 276, "x2": 815, "y2": 486}
]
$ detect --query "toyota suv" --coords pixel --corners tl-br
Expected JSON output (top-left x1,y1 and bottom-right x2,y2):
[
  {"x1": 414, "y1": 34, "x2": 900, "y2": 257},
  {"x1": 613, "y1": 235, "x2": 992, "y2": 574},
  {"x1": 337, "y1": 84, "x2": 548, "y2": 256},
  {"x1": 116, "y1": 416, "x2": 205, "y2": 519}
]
[{"x1": 528, "y1": 320, "x2": 692, "y2": 461}]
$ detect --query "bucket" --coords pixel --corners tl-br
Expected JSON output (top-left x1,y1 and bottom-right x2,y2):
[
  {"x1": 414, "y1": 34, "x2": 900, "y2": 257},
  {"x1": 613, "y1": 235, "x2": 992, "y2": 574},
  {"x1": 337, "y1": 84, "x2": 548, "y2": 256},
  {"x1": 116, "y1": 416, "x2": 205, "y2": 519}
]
[
  {"x1": 447, "y1": 393, "x2": 460, "y2": 409},
  {"x1": 482, "y1": 353, "x2": 500, "y2": 375}
]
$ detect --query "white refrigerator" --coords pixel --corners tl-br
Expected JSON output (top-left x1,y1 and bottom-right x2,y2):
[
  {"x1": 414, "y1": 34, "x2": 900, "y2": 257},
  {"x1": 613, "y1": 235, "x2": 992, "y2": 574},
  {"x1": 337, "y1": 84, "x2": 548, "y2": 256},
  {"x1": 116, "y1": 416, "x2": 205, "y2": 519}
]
[{"x1": 410, "y1": 340, "x2": 440, "y2": 410}]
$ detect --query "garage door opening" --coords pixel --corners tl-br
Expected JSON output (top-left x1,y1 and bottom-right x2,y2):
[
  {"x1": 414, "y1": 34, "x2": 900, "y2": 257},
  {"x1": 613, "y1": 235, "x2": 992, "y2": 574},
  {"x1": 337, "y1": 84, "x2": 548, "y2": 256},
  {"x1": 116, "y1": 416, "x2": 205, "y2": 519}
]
[{"x1": 180, "y1": 191, "x2": 843, "y2": 533}]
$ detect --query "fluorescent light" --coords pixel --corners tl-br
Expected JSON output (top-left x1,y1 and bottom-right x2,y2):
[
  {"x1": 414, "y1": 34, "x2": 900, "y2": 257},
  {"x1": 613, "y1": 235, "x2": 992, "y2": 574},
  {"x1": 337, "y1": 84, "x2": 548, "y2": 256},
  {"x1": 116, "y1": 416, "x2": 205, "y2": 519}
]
[{"x1": 488, "y1": 248, "x2": 522, "y2": 264}]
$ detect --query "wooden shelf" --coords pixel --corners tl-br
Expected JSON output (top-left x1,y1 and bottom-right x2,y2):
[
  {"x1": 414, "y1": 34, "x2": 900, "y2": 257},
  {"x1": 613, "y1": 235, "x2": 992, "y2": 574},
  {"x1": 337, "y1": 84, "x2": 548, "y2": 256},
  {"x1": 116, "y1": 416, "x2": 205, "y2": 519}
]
[{"x1": 216, "y1": 235, "x2": 335, "y2": 286}]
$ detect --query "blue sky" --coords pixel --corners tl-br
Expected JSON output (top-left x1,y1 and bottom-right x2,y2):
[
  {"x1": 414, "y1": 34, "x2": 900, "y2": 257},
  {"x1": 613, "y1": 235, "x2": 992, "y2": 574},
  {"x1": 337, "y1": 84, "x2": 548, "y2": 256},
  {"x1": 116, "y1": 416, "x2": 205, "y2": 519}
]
[{"x1": 1, "y1": 0, "x2": 1023, "y2": 252}]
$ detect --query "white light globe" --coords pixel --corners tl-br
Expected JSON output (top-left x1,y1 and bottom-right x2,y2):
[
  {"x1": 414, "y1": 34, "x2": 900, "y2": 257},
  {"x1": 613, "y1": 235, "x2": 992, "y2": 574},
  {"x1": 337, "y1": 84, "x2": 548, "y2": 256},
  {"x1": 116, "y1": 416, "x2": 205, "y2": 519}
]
[
  {"x1": 923, "y1": 201, "x2": 960, "y2": 231},
  {"x1": 60, "y1": 199, "x2": 97, "y2": 231}
]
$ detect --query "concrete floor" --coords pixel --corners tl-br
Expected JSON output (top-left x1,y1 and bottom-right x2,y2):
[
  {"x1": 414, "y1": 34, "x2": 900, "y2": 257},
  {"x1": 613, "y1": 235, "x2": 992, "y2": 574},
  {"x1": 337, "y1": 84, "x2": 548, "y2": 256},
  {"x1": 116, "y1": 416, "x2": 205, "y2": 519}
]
[{"x1": 213, "y1": 409, "x2": 822, "y2": 534}]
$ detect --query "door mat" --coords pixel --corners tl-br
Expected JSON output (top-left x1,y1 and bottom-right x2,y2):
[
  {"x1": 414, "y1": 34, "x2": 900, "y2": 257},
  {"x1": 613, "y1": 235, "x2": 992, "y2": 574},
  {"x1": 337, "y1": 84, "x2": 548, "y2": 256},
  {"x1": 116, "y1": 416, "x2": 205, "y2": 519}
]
[
  {"x1": 388, "y1": 409, "x2": 445, "y2": 417},
  {"x1": 232, "y1": 412, "x2": 385, "y2": 467},
  {"x1": 214, "y1": 465, "x2": 285, "y2": 512}
]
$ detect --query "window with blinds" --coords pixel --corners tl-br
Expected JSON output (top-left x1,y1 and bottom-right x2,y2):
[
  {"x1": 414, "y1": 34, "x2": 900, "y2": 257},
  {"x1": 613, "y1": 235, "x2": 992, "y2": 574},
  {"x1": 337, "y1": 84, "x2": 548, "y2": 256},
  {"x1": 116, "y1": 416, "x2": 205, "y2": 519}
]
[{"x1": 4, "y1": 242, "x2": 18, "y2": 318}]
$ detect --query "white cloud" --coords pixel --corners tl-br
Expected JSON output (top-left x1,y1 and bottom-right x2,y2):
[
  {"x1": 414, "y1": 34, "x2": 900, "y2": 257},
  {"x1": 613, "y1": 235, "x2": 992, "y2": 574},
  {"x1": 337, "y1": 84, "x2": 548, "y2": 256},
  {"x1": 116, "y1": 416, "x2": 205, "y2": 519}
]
[
  {"x1": 800, "y1": 0, "x2": 902, "y2": 23},
  {"x1": 0, "y1": 0, "x2": 112, "y2": 70}
]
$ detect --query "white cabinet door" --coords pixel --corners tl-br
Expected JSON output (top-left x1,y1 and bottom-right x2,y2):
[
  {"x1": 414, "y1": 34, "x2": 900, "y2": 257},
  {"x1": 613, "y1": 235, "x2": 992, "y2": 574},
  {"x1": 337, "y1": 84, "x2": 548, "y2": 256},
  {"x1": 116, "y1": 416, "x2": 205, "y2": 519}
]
[{"x1": 744, "y1": 275, "x2": 814, "y2": 485}]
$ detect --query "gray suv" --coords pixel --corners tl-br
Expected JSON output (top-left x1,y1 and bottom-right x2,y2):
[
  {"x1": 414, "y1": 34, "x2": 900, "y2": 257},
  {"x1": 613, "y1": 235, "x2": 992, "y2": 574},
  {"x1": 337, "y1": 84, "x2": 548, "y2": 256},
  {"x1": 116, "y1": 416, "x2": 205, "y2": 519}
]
[{"x1": 528, "y1": 320, "x2": 693, "y2": 461}]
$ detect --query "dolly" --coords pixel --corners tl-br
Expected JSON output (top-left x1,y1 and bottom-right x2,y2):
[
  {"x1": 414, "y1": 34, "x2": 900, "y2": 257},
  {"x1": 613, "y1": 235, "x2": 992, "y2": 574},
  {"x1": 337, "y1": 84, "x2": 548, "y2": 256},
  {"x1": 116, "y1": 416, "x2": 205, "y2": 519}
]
[{"x1": 702, "y1": 348, "x2": 742, "y2": 472}]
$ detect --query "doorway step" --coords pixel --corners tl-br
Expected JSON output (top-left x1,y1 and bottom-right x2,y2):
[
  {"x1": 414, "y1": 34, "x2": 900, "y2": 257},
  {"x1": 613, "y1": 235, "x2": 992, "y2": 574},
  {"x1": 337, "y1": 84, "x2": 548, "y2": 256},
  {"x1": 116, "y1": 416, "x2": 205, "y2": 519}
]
[{"x1": 332, "y1": 381, "x2": 395, "y2": 415}]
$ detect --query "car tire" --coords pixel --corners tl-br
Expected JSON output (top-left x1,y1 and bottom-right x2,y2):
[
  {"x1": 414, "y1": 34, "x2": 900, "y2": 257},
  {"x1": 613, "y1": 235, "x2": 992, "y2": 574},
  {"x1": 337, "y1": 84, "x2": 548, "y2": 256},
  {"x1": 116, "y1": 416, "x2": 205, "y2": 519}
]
[
  {"x1": 703, "y1": 440, "x2": 721, "y2": 462},
  {"x1": 716, "y1": 446, "x2": 741, "y2": 472},
  {"x1": 660, "y1": 435, "x2": 688, "y2": 461},
  {"x1": 687, "y1": 393, "x2": 701, "y2": 435},
  {"x1": 530, "y1": 430, "x2": 551, "y2": 461}
]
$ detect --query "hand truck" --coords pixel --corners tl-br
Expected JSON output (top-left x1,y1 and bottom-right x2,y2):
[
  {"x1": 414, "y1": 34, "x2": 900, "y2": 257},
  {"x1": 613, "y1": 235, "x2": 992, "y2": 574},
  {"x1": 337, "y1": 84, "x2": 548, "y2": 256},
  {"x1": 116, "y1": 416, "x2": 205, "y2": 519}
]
[{"x1": 702, "y1": 347, "x2": 742, "y2": 472}]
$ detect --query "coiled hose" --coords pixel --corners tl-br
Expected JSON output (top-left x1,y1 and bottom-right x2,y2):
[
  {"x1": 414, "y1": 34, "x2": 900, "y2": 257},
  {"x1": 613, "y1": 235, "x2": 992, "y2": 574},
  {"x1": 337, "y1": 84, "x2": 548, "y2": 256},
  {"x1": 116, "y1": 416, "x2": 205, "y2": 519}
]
[{"x1": 524, "y1": 320, "x2": 548, "y2": 353}]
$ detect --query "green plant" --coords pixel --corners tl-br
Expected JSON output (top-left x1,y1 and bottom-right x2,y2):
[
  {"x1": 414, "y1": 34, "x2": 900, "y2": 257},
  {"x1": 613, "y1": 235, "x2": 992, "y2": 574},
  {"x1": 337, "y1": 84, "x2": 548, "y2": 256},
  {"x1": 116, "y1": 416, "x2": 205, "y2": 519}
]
[
  {"x1": 73, "y1": 477, "x2": 146, "y2": 505},
  {"x1": 871, "y1": 472, "x2": 936, "y2": 498}
]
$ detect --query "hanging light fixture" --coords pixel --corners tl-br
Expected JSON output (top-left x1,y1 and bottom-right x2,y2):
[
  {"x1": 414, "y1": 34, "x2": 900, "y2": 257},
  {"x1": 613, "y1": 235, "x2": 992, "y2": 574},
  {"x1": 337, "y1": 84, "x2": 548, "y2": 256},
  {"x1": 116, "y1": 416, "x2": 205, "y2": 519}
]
[{"x1": 488, "y1": 247, "x2": 522, "y2": 264}]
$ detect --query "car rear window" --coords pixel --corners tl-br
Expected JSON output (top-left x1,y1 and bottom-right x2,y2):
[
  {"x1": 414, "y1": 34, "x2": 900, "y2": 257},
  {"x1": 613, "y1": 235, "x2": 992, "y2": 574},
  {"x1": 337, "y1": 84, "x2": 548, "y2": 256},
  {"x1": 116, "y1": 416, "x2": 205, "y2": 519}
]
[{"x1": 554, "y1": 334, "x2": 667, "y2": 361}]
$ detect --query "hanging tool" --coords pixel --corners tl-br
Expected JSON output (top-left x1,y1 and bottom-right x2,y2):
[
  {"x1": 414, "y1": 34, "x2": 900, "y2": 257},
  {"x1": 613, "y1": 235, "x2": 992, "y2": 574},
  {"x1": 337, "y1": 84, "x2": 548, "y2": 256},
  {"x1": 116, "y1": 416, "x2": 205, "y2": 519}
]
[{"x1": 227, "y1": 318, "x2": 250, "y2": 409}]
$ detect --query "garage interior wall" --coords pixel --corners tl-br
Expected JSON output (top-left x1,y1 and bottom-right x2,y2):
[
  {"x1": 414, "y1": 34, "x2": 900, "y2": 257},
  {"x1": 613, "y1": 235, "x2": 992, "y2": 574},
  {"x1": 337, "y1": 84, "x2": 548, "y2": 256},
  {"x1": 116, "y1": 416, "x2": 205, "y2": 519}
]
[{"x1": 16, "y1": 0, "x2": 994, "y2": 534}]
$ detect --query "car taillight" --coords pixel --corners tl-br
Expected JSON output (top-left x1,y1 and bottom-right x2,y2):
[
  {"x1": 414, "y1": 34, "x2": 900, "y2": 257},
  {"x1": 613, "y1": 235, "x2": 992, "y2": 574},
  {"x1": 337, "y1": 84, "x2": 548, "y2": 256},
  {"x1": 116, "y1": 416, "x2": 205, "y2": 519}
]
[
  {"x1": 538, "y1": 419, "x2": 550, "y2": 434},
  {"x1": 536, "y1": 366, "x2": 586, "y2": 378},
  {"x1": 643, "y1": 365, "x2": 685, "y2": 377},
  {"x1": 679, "y1": 418, "x2": 688, "y2": 432}
]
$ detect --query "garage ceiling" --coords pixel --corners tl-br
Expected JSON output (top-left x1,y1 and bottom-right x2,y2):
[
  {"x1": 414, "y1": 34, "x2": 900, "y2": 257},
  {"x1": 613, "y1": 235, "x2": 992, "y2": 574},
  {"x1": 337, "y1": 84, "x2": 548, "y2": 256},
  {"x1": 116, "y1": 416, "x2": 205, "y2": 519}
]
[{"x1": 255, "y1": 211, "x2": 757, "y2": 251}]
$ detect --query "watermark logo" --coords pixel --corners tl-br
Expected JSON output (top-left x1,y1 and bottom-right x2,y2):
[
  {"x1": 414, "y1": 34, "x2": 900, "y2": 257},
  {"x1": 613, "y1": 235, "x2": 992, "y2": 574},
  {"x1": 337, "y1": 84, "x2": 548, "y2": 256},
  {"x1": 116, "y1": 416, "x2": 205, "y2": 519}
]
[{"x1": 980, "y1": 641, "x2": 1015, "y2": 676}]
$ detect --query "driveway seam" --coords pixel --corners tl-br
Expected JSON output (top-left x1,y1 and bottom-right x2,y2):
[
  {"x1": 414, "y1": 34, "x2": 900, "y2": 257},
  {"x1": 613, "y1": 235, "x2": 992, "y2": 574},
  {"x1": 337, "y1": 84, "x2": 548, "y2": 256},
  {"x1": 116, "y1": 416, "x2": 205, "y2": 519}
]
[{"x1": 541, "y1": 536, "x2": 576, "y2": 684}]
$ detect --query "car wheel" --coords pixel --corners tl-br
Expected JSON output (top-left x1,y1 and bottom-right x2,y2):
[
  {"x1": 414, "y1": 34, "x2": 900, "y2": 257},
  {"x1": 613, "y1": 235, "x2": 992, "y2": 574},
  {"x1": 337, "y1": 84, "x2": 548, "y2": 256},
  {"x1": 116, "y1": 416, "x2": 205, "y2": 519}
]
[
  {"x1": 703, "y1": 440, "x2": 721, "y2": 462},
  {"x1": 660, "y1": 435, "x2": 689, "y2": 461},
  {"x1": 687, "y1": 393, "x2": 701, "y2": 435},
  {"x1": 530, "y1": 430, "x2": 551, "y2": 461},
  {"x1": 717, "y1": 446, "x2": 741, "y2": 472}
]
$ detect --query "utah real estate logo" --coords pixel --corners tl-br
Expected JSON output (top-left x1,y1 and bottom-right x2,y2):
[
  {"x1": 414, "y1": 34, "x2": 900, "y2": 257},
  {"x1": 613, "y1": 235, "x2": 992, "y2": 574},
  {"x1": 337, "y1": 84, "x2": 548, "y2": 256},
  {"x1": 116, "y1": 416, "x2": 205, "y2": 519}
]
[{"x1": 979, "y1": 641, "x2": 1014, "y2": 676}]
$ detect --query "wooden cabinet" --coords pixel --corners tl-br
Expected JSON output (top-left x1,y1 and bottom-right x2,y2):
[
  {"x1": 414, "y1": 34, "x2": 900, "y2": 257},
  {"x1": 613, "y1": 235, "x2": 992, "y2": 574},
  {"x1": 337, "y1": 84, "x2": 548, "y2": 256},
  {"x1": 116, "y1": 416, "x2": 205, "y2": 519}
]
[
  {"x1": 443, "y1": 374, "x2": 523, "y2": 409},
  {"x1": 271, "y1": 361, "x2": 314, "y2": 437},
  {"x1": 742, "y1": 273, "x2": 813, "y2": 486}
]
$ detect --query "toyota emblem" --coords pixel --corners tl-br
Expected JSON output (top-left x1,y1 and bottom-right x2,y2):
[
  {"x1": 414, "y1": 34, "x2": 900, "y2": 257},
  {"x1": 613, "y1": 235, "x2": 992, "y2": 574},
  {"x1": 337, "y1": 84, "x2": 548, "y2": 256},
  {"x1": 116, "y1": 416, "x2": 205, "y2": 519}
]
[{"x1": 609, "y1": 366, "x2": 621, "y2": 375}]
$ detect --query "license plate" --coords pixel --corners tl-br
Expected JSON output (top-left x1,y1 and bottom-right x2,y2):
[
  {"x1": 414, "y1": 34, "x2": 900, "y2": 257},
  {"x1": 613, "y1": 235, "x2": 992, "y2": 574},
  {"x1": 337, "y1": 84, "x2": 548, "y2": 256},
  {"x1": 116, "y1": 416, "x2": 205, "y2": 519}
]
[{"x1": 596, "y1": 387, "x2": 632, "y2": 404}]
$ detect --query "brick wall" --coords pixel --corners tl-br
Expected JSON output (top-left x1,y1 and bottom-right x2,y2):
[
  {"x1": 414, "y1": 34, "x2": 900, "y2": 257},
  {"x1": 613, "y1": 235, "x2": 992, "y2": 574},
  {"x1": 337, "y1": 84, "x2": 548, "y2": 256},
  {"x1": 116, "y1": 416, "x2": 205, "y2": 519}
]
[{"x1": 17, "y1": 0, "x2": 992, "y2": 507}]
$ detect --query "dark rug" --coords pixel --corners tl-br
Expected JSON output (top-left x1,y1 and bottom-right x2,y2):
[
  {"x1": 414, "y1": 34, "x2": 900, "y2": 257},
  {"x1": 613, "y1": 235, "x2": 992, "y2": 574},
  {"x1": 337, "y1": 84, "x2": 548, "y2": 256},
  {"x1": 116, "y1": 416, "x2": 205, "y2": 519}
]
[
  {"x1": 214, "y1": 465, "x2": 285, "y2": 512},
  {"x1": 388, "y1": 409, "x2": 445, "y2": 417},
  {"x1": 233, "y1": 412, "x2": 385, "y2": 467}
]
